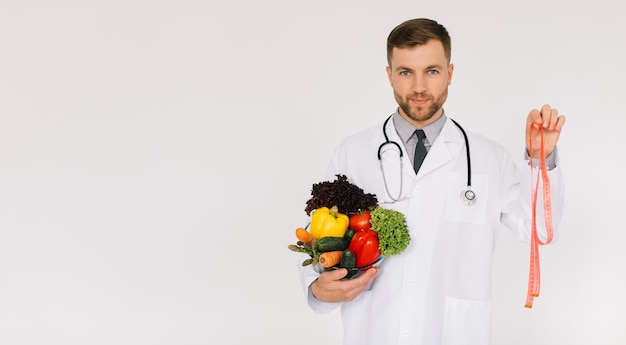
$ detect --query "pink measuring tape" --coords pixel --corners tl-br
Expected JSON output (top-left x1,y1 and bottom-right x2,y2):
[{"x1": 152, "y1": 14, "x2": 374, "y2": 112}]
[{"x1": 525, "y1": 124, "x2": 554, "y2": 308}]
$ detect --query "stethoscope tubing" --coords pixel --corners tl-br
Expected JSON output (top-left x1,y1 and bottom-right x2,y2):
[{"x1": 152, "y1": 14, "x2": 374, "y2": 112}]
[
  {"x1": 378, "y1": 115, "x2": 403, "y2": 160},
  {"x1": 449, "y1": 118, "x2": 471, "y2": 189}
]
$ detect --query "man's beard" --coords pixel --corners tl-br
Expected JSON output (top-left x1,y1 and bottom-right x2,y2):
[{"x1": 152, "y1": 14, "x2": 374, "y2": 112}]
[{"x1": 396, "y1": 88, "x2": 448, "y2": 123}]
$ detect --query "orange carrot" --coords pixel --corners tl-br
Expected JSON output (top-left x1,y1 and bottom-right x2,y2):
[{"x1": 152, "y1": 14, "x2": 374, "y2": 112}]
[
  {"x1": 295, "y1": 227, "x2": 313, "y2": 243},
  {"x1": 318, "y1": 250, "x2": 343, "y2": 268}
]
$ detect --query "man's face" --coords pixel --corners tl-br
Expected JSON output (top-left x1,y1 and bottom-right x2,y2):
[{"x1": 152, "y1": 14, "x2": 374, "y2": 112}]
[{"x1": 386, "y1": 39, "x2": 454, "y2": 127}]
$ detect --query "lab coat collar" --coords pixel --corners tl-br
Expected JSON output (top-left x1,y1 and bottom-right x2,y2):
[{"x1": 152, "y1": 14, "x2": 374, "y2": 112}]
[{"x1": 413, "y1": 117, "x2": 466, "y2": 181}]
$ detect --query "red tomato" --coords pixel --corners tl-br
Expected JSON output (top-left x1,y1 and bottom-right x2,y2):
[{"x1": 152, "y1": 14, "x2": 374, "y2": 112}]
[{"x1": 349, "y1": 211, "x2": 371, "y2": 231}]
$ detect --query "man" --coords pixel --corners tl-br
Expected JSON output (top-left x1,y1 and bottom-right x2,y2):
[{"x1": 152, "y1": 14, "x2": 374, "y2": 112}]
[{"x1": 298, "y1": 18, "x2": 566, "y2": 345}]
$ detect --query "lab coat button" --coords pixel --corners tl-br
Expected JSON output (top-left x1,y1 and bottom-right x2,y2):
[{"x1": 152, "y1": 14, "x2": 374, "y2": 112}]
[{"x1": 402, "y1": 330, "x2": 408, "y2": 337}]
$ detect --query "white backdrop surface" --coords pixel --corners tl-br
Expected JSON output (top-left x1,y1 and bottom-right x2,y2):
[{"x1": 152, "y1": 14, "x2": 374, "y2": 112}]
[{"x1": 1, "y1": 1, "x2": 625, "y2": 344}]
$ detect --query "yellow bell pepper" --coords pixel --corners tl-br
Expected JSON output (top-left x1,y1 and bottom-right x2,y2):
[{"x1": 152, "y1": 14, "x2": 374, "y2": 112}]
[{"x1": 309, "y1": 206, "x2": 349, "y2": 239}]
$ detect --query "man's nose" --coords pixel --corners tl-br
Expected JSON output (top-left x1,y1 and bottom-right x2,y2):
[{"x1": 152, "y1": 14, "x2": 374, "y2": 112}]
[{"x1": 411, "y1": 75, "x2": 427, "y2": 94}]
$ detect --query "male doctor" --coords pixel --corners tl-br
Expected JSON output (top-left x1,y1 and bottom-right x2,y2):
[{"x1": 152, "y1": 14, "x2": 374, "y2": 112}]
[{"x1": 298, "y1": 18, "x2": 566, "y2": 345}]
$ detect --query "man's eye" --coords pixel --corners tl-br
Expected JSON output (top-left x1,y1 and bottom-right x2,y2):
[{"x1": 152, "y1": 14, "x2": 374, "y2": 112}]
[
  {"x1": 400, "y1": 70, "x2": 410, "y2": 76},
  {"x1": 428, "y1": 69, "x2": 439, "y2": 75}
]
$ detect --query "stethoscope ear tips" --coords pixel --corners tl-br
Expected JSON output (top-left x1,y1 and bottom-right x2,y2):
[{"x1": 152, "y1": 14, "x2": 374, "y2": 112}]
[{"x1": 460, "y1": 189, "x2": 476, "y2": 206}]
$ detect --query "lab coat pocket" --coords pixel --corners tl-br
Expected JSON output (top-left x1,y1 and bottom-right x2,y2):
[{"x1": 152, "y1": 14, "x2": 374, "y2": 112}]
[
  {"x1": 441, "y1": 296, "x2": 491, "y2": 345},
  {"x1": 446, "y1": 172, "x2": 488, "y2": 224}
]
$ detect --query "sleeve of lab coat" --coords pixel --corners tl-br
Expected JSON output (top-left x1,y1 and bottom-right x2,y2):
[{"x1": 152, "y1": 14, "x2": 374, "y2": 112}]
[
  {"x1": 501, "y1": 148, "x2": 565, "y2": 243},
  {"x1": 297, "y1": 257, "x2": 342, "y2": 314}
]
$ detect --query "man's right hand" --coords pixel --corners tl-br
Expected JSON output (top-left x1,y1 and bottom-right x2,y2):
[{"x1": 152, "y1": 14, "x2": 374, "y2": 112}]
[{"x1": 310, "y1": 267, "x2": 380, "y2": 303}]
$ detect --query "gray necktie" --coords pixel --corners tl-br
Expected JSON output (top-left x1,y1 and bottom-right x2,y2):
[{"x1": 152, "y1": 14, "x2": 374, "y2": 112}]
[{"x1": 413, "y1": 129, "x2": 427, "y2": 173}]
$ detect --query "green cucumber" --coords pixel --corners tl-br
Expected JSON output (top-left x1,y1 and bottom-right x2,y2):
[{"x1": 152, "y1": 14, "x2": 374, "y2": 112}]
[
  {"x1": 340, "y1": 249, "x2": 356, "y2": 269},
  {"x1": 343, "y1": 229, "x2": 356, "y2": 242},
  {"x1": 317, "y1": 236, "x2": 347, "y2": 252}
]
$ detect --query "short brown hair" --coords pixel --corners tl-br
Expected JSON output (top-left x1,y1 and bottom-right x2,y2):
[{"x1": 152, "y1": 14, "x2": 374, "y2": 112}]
[{"x1": 386, "y1": 18, "x2": 451, "y2": 65}]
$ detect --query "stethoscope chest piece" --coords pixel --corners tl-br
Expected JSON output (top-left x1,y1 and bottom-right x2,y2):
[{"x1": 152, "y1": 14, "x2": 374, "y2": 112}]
[{"x1": 460, "y1": 188, "x2": 476, "y2": 206}]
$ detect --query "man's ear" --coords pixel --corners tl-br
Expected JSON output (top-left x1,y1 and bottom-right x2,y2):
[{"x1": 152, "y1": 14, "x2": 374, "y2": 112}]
[{"x1": 447, "y1": 63, "x2": 454, "y2": 86}]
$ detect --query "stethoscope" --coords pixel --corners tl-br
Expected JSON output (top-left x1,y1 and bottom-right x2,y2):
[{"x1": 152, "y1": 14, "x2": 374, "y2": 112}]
[{"x1": 377, "y1": 115, "x2": 476, "y2": 206}]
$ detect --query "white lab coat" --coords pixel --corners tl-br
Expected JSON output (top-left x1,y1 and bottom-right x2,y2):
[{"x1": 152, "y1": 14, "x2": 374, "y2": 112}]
[{"x1": 299, "y1": 116, "x2": 564, "y2": 345}]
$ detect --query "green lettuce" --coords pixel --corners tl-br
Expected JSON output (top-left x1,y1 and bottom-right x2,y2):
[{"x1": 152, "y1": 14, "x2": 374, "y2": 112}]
[{"x1": 370, "y1": 206, "x2": 411, "y2": 257}]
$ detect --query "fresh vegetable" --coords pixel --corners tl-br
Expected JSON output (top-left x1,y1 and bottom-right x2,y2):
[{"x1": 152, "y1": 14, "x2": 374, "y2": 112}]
[
  {"x1": 295, "y1": 227, "x2": 313, "y2": 243},
  {"x1": 349, "y1": 211, "x2": 372, "y2": 231},
  {"x1": 309, "y1": 206, "x2": 349, "y2": 239},
  {"x1": 288, "y1": 241, "x2": 316, "y2": 266},
  {"x1": 348, "y1": 229, "x2": 381, "y2": 267},
  {"x1": 305, "y1": 174, "x2": 378, "y2": 216},
  {"x1": 340, "y1": 249, "x2": 356, "y2": 269},
  {"x1": 317, "y1": 236, "x2": 348, "y2": 252},
  {"x1": 370, "y1": 206, "x2": 411, "y2": 256},
  {"x1": 290, "y1": 176, "x2": 412, "y2": 272},
  {"x1": 318, "y1": 251, "x2": 343, "y2": 268},
  {"x1": 343, "y1": 229, "x2": 356, "y2": 242}
]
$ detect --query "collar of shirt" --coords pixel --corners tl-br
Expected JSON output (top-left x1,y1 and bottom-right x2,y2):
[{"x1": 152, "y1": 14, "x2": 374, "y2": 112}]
[{"x1": 391, "y1": 109, "x2": 447, "y2": 151}]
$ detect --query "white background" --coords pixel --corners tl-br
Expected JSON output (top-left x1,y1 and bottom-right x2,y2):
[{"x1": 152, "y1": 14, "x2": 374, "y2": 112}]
[{"x1": 1, "y1": 1, "x2": 625, "y2": 344}]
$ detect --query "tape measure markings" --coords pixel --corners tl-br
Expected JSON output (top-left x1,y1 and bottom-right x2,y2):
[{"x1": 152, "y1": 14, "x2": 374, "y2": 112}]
[{"x1": 525, "y1": 125, "x2": 554, "y2": 308}]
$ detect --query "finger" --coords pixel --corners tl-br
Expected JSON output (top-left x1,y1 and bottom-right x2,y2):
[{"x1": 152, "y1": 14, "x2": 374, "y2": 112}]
[
  {"x1": 527, "y1": 108, "x2": 542, "y2": 128},
  {"x1": 554, "y1": 114, "x2": 566, "y2": 131},
  {"x1": 360, "y1": 267, "x2": 380, "y2": 284},
  {"x1": 347, "y1": 267, "x2": 378, "y2": 286},
  {"x1": 552, "y1": 108, "x2": 559, "y2": 124},
  {"x1": 363, "y1": 266, "x2": 379, "y2": 279},
  {"x1": 542, "y1": 105, "x2": 560, "y2": 129},
  {"x1": 321, "y1": 268, "x2": 348, "y2": 282},
  {"x1": 540, "y1": 104, "x2": 553, "y2": 128}
]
